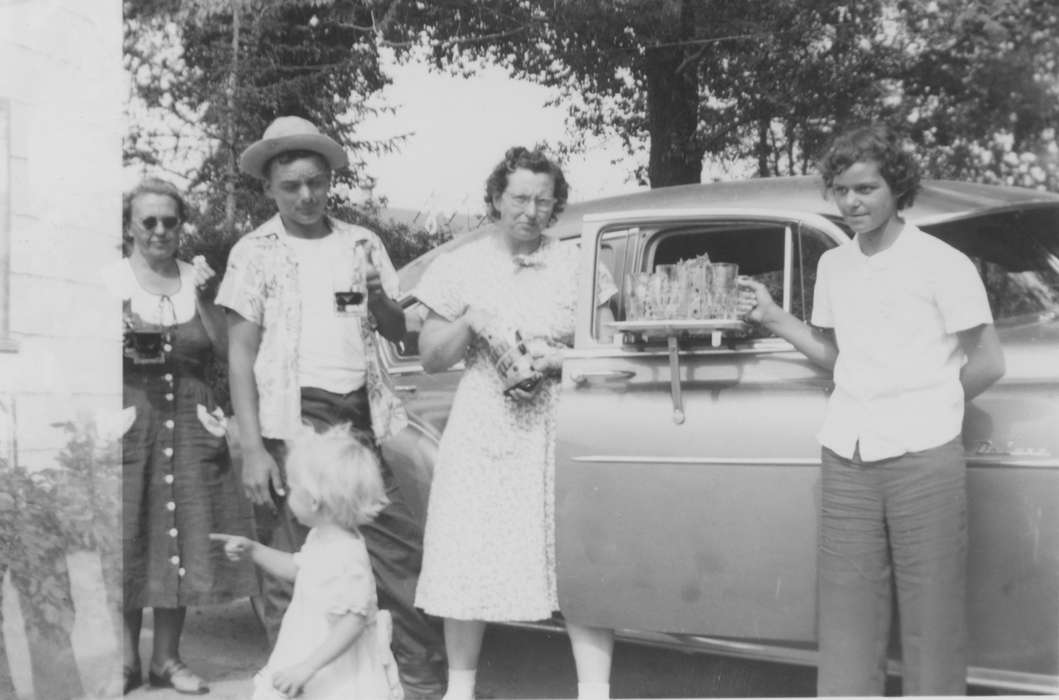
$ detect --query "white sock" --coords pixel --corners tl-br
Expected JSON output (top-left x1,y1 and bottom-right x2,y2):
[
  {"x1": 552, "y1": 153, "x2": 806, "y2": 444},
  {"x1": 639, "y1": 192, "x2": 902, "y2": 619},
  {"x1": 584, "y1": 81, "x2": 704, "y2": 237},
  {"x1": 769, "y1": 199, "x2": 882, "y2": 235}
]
[
  {"x1": 443, "y1": 668, "x2": 477, "y2": 700},
  {"x1": 578, "y1": 681, "x2": 611, "y2": 699}
]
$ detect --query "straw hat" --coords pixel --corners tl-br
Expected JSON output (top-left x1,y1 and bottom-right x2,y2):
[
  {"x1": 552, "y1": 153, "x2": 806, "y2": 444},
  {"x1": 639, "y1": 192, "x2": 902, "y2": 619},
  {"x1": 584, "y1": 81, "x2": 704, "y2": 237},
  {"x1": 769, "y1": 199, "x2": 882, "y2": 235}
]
[{"x1": 239, "y1": 116, "x2": 349, "y2": 179}]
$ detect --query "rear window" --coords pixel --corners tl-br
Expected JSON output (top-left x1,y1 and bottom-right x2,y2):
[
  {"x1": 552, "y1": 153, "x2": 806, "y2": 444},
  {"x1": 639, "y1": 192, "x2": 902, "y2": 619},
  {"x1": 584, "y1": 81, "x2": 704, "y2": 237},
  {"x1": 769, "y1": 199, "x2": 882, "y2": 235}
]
[{"x1": 922, "y1": 206, "x2": 1059, "y2": 324}]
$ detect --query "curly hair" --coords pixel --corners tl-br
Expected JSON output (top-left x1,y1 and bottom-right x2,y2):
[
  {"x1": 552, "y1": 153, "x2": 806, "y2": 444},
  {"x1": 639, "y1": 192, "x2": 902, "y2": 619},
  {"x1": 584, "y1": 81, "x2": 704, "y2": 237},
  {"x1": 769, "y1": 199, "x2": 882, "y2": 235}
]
[
  {"x1": 284, "y1": 424, "x2": 389, "y2": 532},
  {"x1": 122, "y1": 177, "x2": 188, "y2": 231},
  {"x1": 483, "y1": 146, "x2": 569, "y2": 225},
  {"x1": 819, "y1": 125, "x2": 922, "y2": 210}
]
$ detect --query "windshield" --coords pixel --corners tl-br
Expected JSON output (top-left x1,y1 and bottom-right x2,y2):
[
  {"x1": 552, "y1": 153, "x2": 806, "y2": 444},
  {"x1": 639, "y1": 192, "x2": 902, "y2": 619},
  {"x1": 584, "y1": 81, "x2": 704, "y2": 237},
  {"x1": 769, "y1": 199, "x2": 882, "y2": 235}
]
[{"x1": 922, "y1": 205, "x2": 1059, "y2": 324}]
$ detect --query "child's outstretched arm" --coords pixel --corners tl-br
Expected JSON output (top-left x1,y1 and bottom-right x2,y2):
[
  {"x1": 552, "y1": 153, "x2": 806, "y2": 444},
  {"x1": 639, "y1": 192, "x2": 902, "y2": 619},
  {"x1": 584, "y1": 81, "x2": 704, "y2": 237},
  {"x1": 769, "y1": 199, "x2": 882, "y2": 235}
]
[
  {"x1": 271, "y1": 612, "x2": 368, "y2": 697},
  {"x1": 208, "y1": 533, "x2": 298, "y2": 582}
]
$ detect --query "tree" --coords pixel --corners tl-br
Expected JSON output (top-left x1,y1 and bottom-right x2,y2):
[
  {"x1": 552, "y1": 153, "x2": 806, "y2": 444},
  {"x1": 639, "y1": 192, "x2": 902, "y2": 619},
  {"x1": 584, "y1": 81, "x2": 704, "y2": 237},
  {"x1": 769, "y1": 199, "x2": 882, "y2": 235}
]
[
  {"x1": 376, "y1": 0, "x2": 908, "y2": 185},
  {"x1": 126, "y1": 0, "x2": 398, "y2": 235},
  {"x1": 894, "y1": 0, "x2": 1059, "y2": 190},
  {"x1": 376, "y1": 0, "x2": 1059, "y2": 188}
]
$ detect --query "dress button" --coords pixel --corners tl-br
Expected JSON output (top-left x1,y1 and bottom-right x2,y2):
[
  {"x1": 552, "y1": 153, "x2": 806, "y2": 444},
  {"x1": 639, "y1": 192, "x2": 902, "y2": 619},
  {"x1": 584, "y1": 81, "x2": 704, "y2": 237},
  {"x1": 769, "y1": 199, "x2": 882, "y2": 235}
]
[
  {"x1": 163, "y1": 447, "x2": 173, "y2": 458},
  {"x1": 178, "y1": 567, "x2": 186, "y2": 577},
  {"x1": 165, "y1": 393, "x2": 174, "y2": 401},
  {"x1": 166, "y1": 501, "x2": 176, "y2": 511},
  {"x1": 169, "y1": 528, "x2": 178, "y2": 537},
  {"x1": 164, "y1": 373, "x2": 173, "y2": 382},
  {"x1": 165, "y1": 419, "x2": 175, "y2": 430},
  {"x1": 164, "y1": 474, "x2": 174, "y2": 484},
  {"x1": 169, "y1": 555, "x2": 180, "y2": 565},
  {"x1": 163, "y1": 343, "x2": 173, "y2": 352}
]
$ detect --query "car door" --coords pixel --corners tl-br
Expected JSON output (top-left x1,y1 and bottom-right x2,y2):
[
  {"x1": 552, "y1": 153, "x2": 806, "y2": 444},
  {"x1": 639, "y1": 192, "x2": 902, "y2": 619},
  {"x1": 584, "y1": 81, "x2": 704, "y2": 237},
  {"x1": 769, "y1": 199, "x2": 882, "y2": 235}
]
[
  {"x1": 923, "y1": 206, "x2": 1059, "y2": 687},
  {"x1": 555, "y1": 210, "x2": 842, "y2": 643}
]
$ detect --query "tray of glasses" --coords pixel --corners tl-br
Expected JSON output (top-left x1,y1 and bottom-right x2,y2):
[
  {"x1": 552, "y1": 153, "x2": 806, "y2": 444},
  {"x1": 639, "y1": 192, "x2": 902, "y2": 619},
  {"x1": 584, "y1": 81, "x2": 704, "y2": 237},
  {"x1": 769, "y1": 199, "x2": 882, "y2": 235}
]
[{"x1": 608, "y1": 319, "x2": 748, "y2": 335}]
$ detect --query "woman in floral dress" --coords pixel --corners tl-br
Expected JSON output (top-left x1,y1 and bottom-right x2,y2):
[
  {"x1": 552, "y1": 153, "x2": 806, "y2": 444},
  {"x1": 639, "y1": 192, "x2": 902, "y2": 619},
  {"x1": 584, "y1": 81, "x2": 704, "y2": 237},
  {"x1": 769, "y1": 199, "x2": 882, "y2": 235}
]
[{"x1": 413, "y1": 147, "x2": 617, "y2": 700}]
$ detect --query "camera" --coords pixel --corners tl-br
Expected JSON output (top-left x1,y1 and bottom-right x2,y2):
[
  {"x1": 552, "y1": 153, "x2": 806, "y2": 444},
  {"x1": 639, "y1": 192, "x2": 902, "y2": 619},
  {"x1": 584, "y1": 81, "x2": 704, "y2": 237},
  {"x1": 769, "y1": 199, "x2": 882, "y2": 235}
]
[
  {"x1": 334, "y1": 290, "x2": 365, "y2": 313},
  {"x1": 124, "y1": 330, "x2": 166, "y2": 365}
]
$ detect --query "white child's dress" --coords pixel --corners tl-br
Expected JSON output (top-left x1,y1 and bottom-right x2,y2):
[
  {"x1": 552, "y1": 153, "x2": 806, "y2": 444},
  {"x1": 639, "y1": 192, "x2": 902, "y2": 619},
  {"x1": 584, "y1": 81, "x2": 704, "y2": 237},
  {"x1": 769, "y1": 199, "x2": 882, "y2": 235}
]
[{"x1": 252, "y1": 527, "x2": 403, "y2": 700}]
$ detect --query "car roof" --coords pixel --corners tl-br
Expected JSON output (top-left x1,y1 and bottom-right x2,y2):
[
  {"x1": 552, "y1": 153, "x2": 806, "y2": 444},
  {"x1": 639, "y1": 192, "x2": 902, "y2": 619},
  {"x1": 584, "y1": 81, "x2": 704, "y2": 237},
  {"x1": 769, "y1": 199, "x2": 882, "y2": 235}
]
[{"x1": 398, "y1": 175, "x2": 1059, "y2": 292}]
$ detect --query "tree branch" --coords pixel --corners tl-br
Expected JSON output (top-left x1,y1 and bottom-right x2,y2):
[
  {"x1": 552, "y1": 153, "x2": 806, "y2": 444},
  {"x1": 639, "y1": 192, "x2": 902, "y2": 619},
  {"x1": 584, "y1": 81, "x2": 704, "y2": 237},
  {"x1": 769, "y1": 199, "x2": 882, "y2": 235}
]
[{"x1": 379, "y1": 25, "x2": 529, "y2": 49}]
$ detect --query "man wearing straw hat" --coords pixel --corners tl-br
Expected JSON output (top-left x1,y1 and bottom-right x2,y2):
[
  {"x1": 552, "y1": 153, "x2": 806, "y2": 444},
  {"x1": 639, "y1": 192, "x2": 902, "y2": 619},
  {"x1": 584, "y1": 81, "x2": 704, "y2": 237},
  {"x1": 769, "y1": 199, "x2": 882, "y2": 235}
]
[{"x1": 216, "y1": 116, "x2": 446, "y2": 698}]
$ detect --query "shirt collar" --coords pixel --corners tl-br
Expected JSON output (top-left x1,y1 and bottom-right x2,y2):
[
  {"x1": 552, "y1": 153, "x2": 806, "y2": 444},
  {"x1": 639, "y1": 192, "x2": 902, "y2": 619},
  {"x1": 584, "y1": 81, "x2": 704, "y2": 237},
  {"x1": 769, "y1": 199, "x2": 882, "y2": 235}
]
[
  {"x1": 247, "y1": 213, "x2": 370, "y2": 243},
  {"x1": 852, "y1": 221, "x2": 919, "y2": 267}
]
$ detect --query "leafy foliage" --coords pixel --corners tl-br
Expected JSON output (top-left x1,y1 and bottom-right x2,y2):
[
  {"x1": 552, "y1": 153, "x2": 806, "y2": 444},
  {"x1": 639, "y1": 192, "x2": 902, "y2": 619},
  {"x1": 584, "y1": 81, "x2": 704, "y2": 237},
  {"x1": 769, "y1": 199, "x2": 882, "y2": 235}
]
[
  {"x1": 0, "y1": 417, "x2": 122, "y2": 699},
  {"x1": 376, "y1": 0, "x2": 1059, "y2": 189}
]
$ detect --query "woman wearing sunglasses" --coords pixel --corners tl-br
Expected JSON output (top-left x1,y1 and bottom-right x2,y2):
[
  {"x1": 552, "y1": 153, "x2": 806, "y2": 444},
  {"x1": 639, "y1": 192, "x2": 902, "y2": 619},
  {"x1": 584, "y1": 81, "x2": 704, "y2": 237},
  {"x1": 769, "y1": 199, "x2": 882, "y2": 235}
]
[{"x1": 103, "y1": 177, "x2": 257, "y2": 694}]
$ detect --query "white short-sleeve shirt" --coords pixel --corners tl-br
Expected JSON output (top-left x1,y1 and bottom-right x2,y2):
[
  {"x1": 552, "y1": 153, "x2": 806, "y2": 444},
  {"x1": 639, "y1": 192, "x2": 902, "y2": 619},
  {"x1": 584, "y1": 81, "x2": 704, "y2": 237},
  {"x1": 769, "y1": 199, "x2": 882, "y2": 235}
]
[{"x1": 811, "y1": 223, "x2": 993, "y2": 461}]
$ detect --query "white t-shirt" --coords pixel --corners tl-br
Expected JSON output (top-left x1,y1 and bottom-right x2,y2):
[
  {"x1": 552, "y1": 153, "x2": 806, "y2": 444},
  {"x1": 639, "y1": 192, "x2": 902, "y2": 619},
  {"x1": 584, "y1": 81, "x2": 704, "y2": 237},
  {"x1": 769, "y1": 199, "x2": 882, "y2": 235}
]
[
  {"x1": 811, "y1": 223, "x2": 993, "y2": 461},
  {"x1": 285, "y1": 232, "x2": 367, "y2": 393}
]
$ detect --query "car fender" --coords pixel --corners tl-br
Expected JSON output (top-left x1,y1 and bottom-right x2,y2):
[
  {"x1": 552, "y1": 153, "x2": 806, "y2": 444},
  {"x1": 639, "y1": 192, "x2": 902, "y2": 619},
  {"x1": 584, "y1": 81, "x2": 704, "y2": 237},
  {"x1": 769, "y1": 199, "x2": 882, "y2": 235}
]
[{"x1": 381, "y1": 416, "x2": 440, "y2": 528}]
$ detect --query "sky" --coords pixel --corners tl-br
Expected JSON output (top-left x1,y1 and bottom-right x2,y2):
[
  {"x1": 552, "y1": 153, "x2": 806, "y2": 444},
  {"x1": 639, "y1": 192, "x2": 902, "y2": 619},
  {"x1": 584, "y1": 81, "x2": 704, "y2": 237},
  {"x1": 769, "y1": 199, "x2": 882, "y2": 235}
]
[{"x1": 324, "y1": 53, "x2": 647, "y2": 215}]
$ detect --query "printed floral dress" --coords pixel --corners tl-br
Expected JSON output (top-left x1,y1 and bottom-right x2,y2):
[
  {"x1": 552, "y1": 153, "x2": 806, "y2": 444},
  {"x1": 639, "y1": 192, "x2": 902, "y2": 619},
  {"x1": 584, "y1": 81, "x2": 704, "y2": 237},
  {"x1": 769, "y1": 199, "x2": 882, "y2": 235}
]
[
  {"x1": 412, "y1": 232, "x2": 615, "y2": 621},
  {"x1": 253, "y1": 527, "x2": 402, "y2": 700}
]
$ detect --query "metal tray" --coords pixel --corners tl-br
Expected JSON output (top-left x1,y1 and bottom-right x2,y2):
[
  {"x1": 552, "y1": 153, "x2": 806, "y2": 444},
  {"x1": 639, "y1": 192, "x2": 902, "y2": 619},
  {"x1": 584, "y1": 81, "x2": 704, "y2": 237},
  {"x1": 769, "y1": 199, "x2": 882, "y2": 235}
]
[{"x1": 608, "y1": 319, "x2": 748, "y2": 334}]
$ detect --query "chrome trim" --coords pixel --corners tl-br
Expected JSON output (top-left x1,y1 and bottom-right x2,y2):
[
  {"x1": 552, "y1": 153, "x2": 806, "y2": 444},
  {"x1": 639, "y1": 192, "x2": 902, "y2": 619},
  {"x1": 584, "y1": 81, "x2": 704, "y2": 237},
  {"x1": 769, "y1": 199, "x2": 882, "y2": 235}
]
[
  {"x1": 572, "y1": 455, "x2": 1059, "y2": 469},
  {"x1": 782, "y1": 225, "x2": 793, "y2": 311},
  {"x1": 583, "y1": 208, "x2": 850, "y2": 247},
  {"x1": 571, "y1": 455, "x2": 821, "y2": 466},
  {"x1": 570, "y1": 369, "x2": 636, "y2": 385},
  {"x1": 501, "y1": 621, "x2": 1059, "y2": 694},
  {"x1": 966, "y1": 456, "x2": 1059, "y2": 469}
]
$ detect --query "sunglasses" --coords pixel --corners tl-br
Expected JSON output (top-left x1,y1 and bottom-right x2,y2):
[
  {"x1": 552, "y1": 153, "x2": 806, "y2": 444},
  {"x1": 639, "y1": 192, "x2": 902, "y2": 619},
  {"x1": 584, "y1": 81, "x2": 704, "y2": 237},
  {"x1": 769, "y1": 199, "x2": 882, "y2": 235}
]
[{"x1": 140, "y1": 216, "x2": 181, "y2": 231}]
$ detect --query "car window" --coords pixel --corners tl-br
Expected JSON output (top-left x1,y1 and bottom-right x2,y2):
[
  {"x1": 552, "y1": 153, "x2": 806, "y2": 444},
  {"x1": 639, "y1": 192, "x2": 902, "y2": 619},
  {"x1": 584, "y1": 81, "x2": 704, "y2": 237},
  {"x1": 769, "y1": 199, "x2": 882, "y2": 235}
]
[
  {"x1": 600, "y1": 221, "x2": 798, "y2": 341},
  {"x1": 922, "y1": 205, "x2": 1059, "y2": 324},
  {"x1": 790, "y1": 227, "x2": 833, "y2": 323}
]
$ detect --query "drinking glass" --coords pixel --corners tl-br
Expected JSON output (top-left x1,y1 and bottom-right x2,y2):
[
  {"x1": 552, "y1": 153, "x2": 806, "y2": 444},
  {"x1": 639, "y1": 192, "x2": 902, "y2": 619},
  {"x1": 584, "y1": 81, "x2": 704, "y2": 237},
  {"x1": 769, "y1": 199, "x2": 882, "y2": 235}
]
[
  {"x1": 687, "y1": 261, "x2": 713, "y2": 319},
  {"x1": 645, "y1": 270, "x2": 668, "y2": 320},
  {"x1": 623, "y1": 274, "x2": 644, "y2": 321},
  {"x1": 710, "y1": 262, "x2": 739, "y2": 319}
]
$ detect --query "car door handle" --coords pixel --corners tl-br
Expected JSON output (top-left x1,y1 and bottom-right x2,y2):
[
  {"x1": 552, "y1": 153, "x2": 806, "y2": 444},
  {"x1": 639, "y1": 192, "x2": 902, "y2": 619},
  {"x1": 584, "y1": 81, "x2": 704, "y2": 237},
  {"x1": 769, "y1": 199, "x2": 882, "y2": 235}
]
[
  {"x1": 570, "y1": 370, "x2": 636, "y2": 385},
  {"x1": 394, "y1": 385, "x2": 418, "y2": 394}
]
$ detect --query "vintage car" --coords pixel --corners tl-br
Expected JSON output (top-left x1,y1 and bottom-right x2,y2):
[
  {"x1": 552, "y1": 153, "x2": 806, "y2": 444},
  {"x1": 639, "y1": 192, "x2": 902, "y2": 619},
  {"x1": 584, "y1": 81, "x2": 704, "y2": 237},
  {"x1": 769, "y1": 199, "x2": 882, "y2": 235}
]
[{"x1": 379, "y1": 176, "x2": 1059, "y2": 694}]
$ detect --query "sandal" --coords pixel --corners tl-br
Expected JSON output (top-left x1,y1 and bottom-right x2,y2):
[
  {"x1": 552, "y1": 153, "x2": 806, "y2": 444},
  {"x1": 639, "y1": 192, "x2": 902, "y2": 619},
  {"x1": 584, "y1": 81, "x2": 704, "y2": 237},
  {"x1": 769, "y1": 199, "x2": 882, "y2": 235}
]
[
  {"x1": 123, "y1": 663, "x2": 143, "y2": 695},
  {"x1": 148, "y1": 658, "x2": 209, "y2": 695}
]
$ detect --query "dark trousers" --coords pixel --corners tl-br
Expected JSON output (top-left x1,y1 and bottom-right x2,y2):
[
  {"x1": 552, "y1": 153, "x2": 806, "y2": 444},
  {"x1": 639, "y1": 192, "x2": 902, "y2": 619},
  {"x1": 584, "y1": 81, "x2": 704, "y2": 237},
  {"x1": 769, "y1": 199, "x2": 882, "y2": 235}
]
[
  {"x1": 817, "y1": 438, "x2": 967, "y2": 696},
  {"x1": 253, "y1": 386, "x2": 446, "y2": 698}
]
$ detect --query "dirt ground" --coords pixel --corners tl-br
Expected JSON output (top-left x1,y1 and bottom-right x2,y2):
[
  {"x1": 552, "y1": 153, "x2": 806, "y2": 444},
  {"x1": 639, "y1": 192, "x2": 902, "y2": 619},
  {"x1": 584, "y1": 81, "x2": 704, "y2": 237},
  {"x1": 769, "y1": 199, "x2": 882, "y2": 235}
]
[{"x1": 126, "y1": 599, "x2": 824, "y2": 699}]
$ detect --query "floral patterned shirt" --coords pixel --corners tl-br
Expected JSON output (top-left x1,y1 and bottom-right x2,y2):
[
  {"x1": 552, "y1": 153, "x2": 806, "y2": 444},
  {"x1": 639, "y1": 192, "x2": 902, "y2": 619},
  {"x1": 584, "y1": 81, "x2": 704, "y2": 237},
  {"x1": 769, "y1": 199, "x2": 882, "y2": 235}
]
[{"x1": 216, "y1": 214, "x2": 408, "y2": 442}]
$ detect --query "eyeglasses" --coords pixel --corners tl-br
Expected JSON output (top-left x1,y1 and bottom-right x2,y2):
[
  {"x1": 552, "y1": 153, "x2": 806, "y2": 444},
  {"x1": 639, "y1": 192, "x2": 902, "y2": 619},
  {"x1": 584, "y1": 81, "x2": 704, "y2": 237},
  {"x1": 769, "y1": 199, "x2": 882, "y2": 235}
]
[
  {"x1": 140, "y1": 216, "x2": 181, "y2": 231},
  {"x1": 505, "y1": 193, "x2": 556, "y2": 211}
]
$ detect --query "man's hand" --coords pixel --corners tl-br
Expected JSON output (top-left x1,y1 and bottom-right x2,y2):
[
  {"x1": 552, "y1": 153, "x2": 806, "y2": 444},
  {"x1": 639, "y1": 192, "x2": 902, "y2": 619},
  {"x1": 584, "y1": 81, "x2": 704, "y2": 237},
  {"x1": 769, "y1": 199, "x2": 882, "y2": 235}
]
[
  {"x1": 241, "y1": 445, "x2": 284, "y2": 508},
  {"x1": 208, "y1": 533, "x2": 256, "y2": 561},
  {"x1": 364, "y1": 263, "x2": 386, "y2": 300},
  {"x1": 272, "y1": 662, "x2": 315, "y2": 698},
  {"x1": 736, "y1": 277, "x2": 779, "y2": 325}
]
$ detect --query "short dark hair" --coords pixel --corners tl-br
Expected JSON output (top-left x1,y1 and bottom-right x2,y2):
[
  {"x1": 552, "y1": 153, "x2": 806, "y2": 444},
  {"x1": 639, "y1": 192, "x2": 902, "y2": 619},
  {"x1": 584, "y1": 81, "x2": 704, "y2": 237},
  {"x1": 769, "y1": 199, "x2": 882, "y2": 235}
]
[
  {"x1": 484, "y1": 146, "x2": 568, "y2": 225},
  {"x1": 263, "y1": 150, "x2": 332, "y2": 182},
  {"x1": 819, "y1": 125, "x2": 922, "y2": 210}
]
